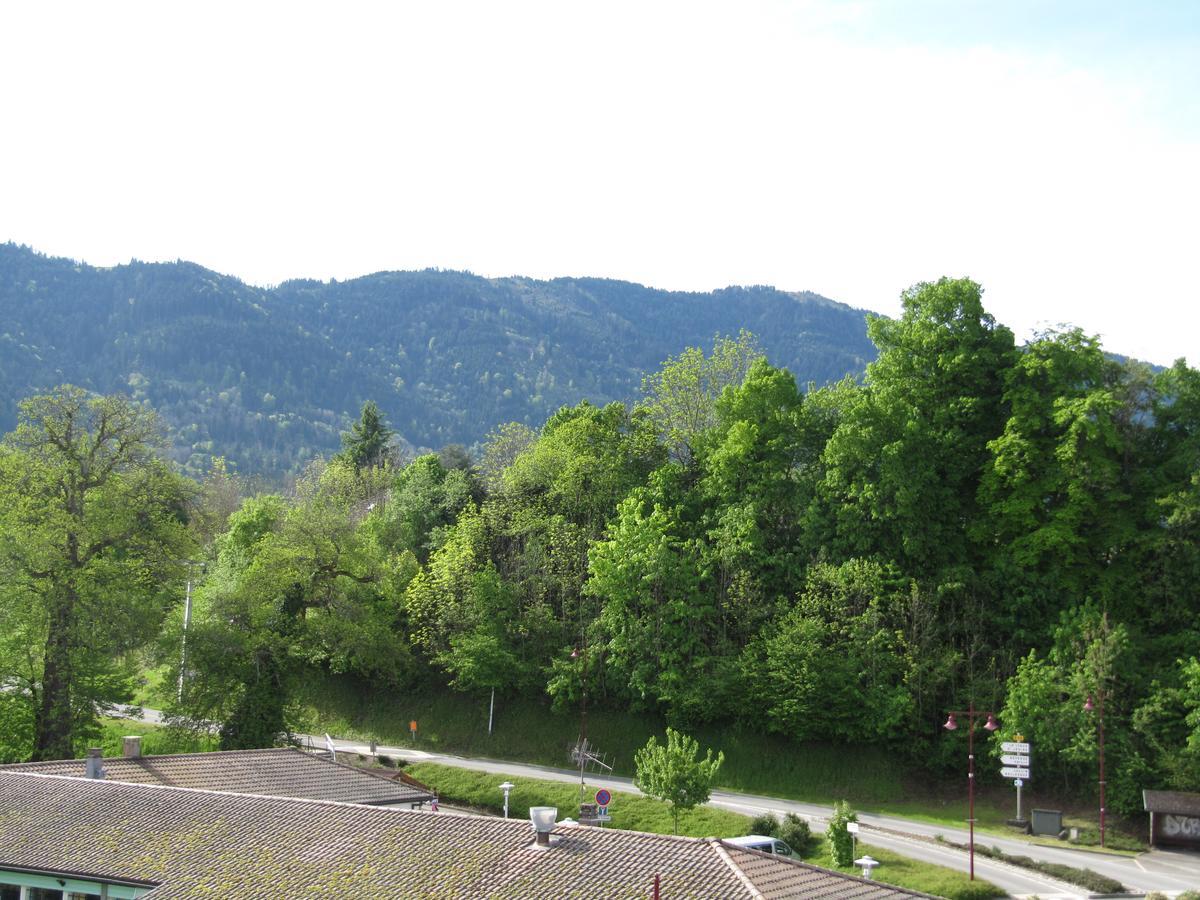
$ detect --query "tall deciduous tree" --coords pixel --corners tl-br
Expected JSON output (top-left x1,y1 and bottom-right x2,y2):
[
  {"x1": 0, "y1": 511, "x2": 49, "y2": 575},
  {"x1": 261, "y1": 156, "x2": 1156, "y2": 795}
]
[
  {"x1": 638, "y1": 331, "x2": 763, "y2": 465},
  {"x1": 821, "y1": 278, "x2": 1014, "y2": 575},
  {"x1": 0, "y1": 386, "x2": 192, "y2": 760}
]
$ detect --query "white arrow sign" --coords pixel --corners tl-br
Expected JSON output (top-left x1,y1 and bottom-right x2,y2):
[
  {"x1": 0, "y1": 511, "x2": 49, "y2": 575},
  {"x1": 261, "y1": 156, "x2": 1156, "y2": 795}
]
[
  {"x1": 1000, "y1": 754, "x2": 1030, "y2": 766},
  {"x1": 1000, "y1": 766, "x2": 1031, "y2": 779},
  {"x1": 1000, "y1": 742, "x2": 1030, "y2": 753}
]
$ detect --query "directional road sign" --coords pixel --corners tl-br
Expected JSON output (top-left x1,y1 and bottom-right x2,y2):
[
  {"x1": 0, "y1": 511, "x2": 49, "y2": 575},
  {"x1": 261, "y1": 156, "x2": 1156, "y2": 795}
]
[
  {"x1": 1000, "y1": 741, "x2": 1030, "y2": 753},
  {"x1": 1000, "y1": 766, "x2": 1031, "y2": 779},
  {"x1": 1000, "y1": 754, "x2": 1030, "y2": 766}
]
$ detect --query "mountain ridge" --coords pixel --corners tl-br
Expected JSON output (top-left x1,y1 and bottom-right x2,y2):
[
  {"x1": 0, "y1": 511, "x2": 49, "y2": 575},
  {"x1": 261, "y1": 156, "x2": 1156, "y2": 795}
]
[{"x1": 0, "y1": 243, "x2": 877, "y2": 477}]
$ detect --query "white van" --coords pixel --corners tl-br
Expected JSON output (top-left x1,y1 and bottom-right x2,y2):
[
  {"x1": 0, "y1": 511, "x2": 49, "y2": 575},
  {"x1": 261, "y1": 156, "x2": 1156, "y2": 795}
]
[{"x1": 724, "y1": 835, "x2": 796, "y2": 857}]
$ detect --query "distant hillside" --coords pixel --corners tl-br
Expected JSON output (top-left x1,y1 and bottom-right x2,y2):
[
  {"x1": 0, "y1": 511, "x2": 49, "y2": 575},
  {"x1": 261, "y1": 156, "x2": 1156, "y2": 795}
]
[{"x1": 0, "y1": 244, "x2": 877, "y2": 477}]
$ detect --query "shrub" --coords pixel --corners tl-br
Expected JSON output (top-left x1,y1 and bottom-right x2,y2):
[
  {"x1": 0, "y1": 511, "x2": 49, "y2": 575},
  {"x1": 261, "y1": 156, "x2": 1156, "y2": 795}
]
[
  {"x1": 968, "y1": 844, "x2": 1124, "y2": 894},
  {"x1": 945, "y1": 884, "x2": 1007, "y2": 900},
  {"x1": 749, "y1": 812, "x2": 779, "y2": 836},
  {"x1": 826, "y1": 800, "x2": 857, "y2": 867},
  {"x1": 778, "y1": 813, "x2": 814, "y2": 855}
]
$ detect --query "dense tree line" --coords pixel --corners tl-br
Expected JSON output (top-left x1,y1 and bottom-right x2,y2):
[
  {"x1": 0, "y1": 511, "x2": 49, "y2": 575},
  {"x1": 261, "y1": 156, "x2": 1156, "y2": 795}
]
[{"x1": 1, "y1": 277, "x2": 1197, "y2": 818}]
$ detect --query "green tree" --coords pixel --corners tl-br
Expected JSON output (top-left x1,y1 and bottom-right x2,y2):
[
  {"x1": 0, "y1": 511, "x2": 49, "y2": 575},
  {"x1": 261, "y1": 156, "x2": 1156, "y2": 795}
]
[
  {"x1": 633, "y1": 727, "x2": 725, "y2": 834},
  {"x1": 339, "y1": 400, "x2": 394, "y2": 470},
  {"x1": 0, "y1": 386, "x2": 192, "y2": 759},
  {"x1": 172, "y1": 459, "x2": 415, "y2": 748},
  {"x1": 638, "y1": 331, "x2": 763, "y2": 465},
  {"x1": 821, "y1": 278, "x2": 1014, "y2": 575}
]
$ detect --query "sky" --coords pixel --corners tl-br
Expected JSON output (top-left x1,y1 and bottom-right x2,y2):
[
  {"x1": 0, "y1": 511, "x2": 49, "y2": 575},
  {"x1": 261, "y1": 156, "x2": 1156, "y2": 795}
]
[{"x1": 1, "y1": 0, "x2": 1197, "y2": 366}]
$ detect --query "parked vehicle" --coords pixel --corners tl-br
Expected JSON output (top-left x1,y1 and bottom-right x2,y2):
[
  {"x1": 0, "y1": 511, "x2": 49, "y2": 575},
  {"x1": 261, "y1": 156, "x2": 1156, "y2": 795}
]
[{"x1": 724, "y1": 835, "x2": 796, "y2": 857}]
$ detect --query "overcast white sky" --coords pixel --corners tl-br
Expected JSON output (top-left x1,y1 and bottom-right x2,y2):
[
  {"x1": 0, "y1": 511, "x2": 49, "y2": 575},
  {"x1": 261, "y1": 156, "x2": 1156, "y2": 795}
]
[{"x1": 1, "y1": 1, "x2": 1196, "y2": 365}]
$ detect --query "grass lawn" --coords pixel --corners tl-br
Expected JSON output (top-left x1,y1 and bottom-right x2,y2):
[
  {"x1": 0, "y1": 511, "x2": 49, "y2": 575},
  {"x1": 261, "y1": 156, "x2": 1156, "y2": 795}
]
[
  {"x1": 404, "y1": 761, "x2": 1004, "y2": 899},
  {"x1": 294, "y1": 675, "x2": 908, "y2": 804},
  {"x1": 404, "y1": 761, "x2": 749, "y2": 838},
  {"x1": 801, "y1": 837, "x2": 1005, "y2": 900},
  {"x1": 95, "y1": 717, "x2": 217, "y2": 756}
]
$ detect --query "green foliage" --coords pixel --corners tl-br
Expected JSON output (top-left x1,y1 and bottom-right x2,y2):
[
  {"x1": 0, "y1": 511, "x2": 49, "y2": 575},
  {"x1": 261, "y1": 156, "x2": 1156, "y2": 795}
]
[
  {"x1": 338, "y1": 400, "x2": 395, "y2": 470},
  {"x1": 638, "y1": 331, "x2": 763, "y2": 464},
  {"x1": 825, "y1": 800, "x2": 858, "y2": 867},
  {"x1": 5, "y1": 269, "x2": 1198, "y2": 822},
  {"x1": 748, "y1": 812, "x2": 779, "y2": 835},
  {"x1": 634, "y1": 728, "x2": 725, "y2": 834},
  {"x1": 969, "y1": 843, "x2": 1125, "y2": 894},
  {"x1": 742, "y1": 560, "x2": 912, "y2": 743},
  {"x1": 0, "y1": 385, "x2": 193, "y2": 759},
  {"x1": 777, "y1": 812, "x2": 815, "y2": 855}
]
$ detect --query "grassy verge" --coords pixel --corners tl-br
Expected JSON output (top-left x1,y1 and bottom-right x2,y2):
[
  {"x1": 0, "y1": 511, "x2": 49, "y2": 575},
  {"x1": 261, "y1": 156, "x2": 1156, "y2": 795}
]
[
  {"x1": 800, "y1": 837, "x2": 1005, "y2": 900},
  {"x1": 95, "y1": 717, "x2": 217, "y2": 756},
  {"x1": 405, "y1": 761, "x2": 750, "y2": 838},
  {"x1": 406, "y1": 761, "x2": 1003, "y2": 899},
  {"x1": 936, "y1": 837, "x2": 1125, "y2": 894}
]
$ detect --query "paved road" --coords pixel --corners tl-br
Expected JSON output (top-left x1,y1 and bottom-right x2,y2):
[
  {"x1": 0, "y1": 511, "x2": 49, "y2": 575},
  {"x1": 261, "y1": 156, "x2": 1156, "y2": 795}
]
[{"x1": 123, "y1": 708, "x2": 1200, "y2": 897}]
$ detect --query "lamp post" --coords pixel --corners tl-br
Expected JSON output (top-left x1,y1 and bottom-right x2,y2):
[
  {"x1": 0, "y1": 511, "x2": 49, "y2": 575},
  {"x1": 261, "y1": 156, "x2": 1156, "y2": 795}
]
[
  {"x1": 499, "y1": 781, "x2": 515, "y2": 819},
  {"x1": 943, "y1": 703, "x2": 999, "y2": 880},
  {"x1": 570, "y1": 645, "x2": 588, "y2": 745},
  {"x1": 1084, "y1": 693, "x2": 1106, "y2": 848},
  {"x1": 570, "y1": 645, "x2": 589, "y2": 801}
]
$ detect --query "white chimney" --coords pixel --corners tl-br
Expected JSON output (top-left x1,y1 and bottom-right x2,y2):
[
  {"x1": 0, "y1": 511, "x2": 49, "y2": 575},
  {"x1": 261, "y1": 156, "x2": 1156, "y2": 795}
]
[
  {"x1": 529, "y1": 807, "x2": 558, "y2": 847},
  {"x1": 85, "y1": 748, "x2": 105, "y2": 779},
  {"x1": 123, "y1": 735, "x2": 143, "y2": 758}
]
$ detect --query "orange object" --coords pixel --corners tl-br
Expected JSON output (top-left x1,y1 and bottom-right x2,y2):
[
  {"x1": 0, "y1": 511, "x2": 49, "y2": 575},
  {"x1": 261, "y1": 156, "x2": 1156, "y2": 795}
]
[{"x1": 410, "y1": 720, "x2": 418, "y2": 733}]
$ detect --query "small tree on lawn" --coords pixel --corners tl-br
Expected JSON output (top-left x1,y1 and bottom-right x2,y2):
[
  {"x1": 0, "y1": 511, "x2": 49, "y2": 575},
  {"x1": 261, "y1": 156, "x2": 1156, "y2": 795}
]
[
  {"x1": 826, "y1": 800, "x2": 858, "y2": 867},
  {"x1": 634, "y1": 727, "x2": 724, "y2": 834}
]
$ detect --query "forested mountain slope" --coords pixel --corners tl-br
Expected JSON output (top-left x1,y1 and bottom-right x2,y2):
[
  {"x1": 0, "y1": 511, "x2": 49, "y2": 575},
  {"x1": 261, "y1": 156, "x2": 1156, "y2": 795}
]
[{"x1": 0, "y1": 244, "x2": 875, "y2": 477}]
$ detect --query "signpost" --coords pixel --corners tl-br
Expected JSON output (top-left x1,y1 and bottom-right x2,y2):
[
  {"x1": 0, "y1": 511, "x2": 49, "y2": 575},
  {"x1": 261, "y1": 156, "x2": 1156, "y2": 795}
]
[{"x1": 1001, "y1": 735, "x2": 1030, "y2": 824}]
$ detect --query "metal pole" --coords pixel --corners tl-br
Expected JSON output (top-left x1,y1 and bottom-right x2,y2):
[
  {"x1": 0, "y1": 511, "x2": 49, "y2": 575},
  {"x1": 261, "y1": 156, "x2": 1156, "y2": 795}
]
[
  {"x1": 1016, "y1": 782, "x2": 1022, "y2": 823},
  {"x1": 177, "y1": 577, "x2": 193, "y2": 703},
  {"x1": 488, "y1": 687, "x2": 495, "y2": 736},
  {"x1": 1099, "y1": 691, "x2": 1106, "y2": 848},
  {"x1": 968, "y1": 701, "x2": 975, "y2": 881}
]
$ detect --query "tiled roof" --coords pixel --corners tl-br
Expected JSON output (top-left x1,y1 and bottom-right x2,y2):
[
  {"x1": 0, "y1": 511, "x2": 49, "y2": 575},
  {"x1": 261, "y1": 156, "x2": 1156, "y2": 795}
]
[
  {"x1": 1143, "y1": 789, "x2": 1200, "y2": 816},
  {"x1": 721, "y1": 844, "x2": 933, "y2": 899},
  {"x1": 0, "y1": 747, "x2": 433, "y2": 806},
  {"x1": 0, "y1": 772, "x2": 932, "y2": 899}
]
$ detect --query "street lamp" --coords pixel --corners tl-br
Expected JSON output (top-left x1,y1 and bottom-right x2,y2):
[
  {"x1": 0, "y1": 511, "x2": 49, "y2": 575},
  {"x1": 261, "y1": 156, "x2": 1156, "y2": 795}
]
[
  {"x1": 570, "y1": 645, "x2": 590, "y2": 802},
  {"x1": 943, "y1": 703, "x2": 999, "y2": 880},
  {"x1": 1084, "y1": 693, "x2": 1106, "y2": 847},
  {"x1": 499, "y1": 781, "x2": 515, "y2": 819}
]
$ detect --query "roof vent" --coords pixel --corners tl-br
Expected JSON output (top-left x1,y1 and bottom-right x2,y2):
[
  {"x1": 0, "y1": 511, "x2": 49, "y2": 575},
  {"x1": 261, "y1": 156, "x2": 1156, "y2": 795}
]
[
  {"x1": 85, "y1": 748, "x2": 105, "y2": 780},
  {"x1": 529, "y1": 806, "x2": 558, "y2": 846},
  {"x1": 123, "y1": 735, "x2": 143, "y2": 759}
]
